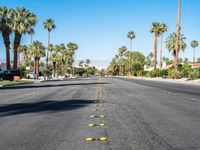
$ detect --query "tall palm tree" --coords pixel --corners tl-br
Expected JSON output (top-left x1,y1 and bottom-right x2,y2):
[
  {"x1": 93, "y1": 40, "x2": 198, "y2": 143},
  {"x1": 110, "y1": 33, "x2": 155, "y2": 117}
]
[
  {"x1": 165, "y1": 33, "x2": 186, "y2": 64},
  {"x1": 118, "y1": 46, "x2": 127, "y2": 76},
  {"x1": 85, "y1": 59, "x2": 91, "y2": 68},
  {"x1": 28, "y1": 41, "x2": 46, "y2": 74},
  {"x1": 127, "y1": 31, "x2": 136, "y2": 75},
  {"x1": 57, "y1": 44, "x2": 67, "y2": 76},
  {"x1": 79, "y1": 60, "x2": 84, "y2": 68},
  {"x1": 111, "y1": 58, "x2": 117, "y2": 75},
  {"x1": 67, "y1": 42, "x2": 78, "y2": 75},
  {"x1": 151, "y1": 22, "x2": 162, "y2": 70},
  {"x1": 43, "y1": 18, "x2": 56, "y2": 70},
  {"x1": 175, "y1": 0, "x2": 181, "y2": 70},
  {"x1": 0, "y1": 7, "x2": 13, "y2": 69},
  {"x1": 12, "y1": 7, "x2": 38, "y2": 69},
  {"x1": 18, "y1": 45, "x2": 28, "y2": 65},
  {"x1": 159, "y1": 24, "x2": 168, "y2": 68},
  {"x1": 49, "y1": 45, "x2": 60, "y2": 77},
  {"x1": 191, "y1": 40, "x2": 199, "y2": 63}
]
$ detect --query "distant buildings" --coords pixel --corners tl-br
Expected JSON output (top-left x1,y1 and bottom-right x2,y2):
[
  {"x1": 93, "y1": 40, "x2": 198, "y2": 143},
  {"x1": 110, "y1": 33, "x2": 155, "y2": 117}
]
[
  {"x1": 192, "y1": 63, "x2": 200, "y2": 69},
  {"x1": 0, "y1": 62, "x2": 6, "y2": 71}
]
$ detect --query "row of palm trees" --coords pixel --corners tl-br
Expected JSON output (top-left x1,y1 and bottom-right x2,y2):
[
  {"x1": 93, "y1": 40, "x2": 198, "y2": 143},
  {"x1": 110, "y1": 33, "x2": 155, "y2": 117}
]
[
  {"x1": 110, "y1": 0, "x2": 199, "y2": 76},
  {"x1": 19, "y1": 42, "x2": 78, "y2": 76},
  {"x1": 0, "y1": 6, "x2": 62, "y2": 73},
  {"x1": 0, "y1": 7, "x2": 38, "y2": 70}
]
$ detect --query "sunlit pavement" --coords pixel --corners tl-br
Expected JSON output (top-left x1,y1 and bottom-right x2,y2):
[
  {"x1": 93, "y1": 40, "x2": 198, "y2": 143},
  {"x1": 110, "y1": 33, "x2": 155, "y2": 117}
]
[{"x1": 0, "y1": 77, "x2": 200, "y2": 150}]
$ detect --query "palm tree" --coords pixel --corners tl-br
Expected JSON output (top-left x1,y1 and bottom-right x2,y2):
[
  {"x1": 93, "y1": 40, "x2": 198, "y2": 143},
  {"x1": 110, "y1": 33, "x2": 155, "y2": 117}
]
[
  {"x1": 118, "y1": 46, "x2": 127, "y2": 76},
  {"x1": 111, "y1": 58, "x2": 118, "y2": 75},
  {"x1": 12, "y1": 7, "x2": 38, "y2": 69},
  {"x1": 67, "y1": 43, "x2": 78, "y2": 75},
  {"x1": 57, "y1": 44, "x2": 67, "y2": 76},
  {"x1": 85, "y1": 59, "x2": 91, "y2": 68},
  {"x1": 27, "y1": 28, "x2": 34, "y2": 44},
  {"x1": 151, "y1": 22, "x2": 162, "y2": 70},
  {"x1": 191, "y1": 40, "x2": 199, "y2": 63},
  {"x1": 165, "y1": 33, "x2": 186, "y2": 64},
  {"x1": 127, "y1": 31, "x2": 136, "y2": 75},
  {"x1": 49, "y1": 45, "x2": 59, "y2": 77},
  {"x1": 43, "y1": 18, "x2": 56, "y2": 70},
  {"x1": 0, "y1": 7, "x2": 13, "y2": 69},
  {"x1": 159, "y1": 24, "x2": 168, "y2": 68},
  {"x1": 18, "y1": 45, "x2": 28, "y2": 65},
  {"x1": 79, "y1": 60, "x2": 84, "y2": 68},
  {"x1": 175, "y1": 0, "x2": 181, "y2": 70},
  {"x1": 28, "y1": 41, "x2": 46, "y2": 74}
]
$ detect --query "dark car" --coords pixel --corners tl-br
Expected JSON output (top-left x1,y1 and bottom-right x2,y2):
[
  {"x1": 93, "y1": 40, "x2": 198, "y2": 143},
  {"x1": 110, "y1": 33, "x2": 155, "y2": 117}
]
[{"x1": 0, "y1": 70, "x2": 22, "y2": 81}]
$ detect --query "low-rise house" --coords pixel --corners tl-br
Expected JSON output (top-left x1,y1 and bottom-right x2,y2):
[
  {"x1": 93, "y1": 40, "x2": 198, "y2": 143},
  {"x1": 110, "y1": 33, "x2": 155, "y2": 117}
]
[{"x1": 192, "y1": 63, "x2": 200, "y2": 69}]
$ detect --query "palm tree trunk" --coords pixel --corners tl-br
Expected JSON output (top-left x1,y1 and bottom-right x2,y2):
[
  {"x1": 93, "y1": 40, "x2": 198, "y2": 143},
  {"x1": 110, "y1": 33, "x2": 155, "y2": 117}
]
[
  {"x1": 35, "y1": 58, "x2": 40, "y2": 74},
  {"x1": 160, "y1": 35, "x2": 163, "y2": 68},
  {"x1": 13, "y1": 31, "x2": 22, "y2": 69},
  {"x1": 53, "y1": 62, "x2": 56, "y2": 75},
  {"x1": 153, "y1": 33, "x2": 158, "y2": 70},
  {"x1": 175, "y1": 0, "x2": 181, "y2": 70},
  {"x1": 61, "y1": 60, "x2": 65, "y2": 76},
  {"x1": 46, "y1": 31, "x2": 50, "y2": 70},
  {"x1": 193, "y1": 48, "x2": 195, "y2": 63},
  {"x1": 2, "y1": 31, "x2": 11, "y2": 69},
  {"x1": 120, "y1": 56, "x2": 122, "y2": 76},
  {"x1": 128, "y1": 39, "x2": 132, "y2": 76}
]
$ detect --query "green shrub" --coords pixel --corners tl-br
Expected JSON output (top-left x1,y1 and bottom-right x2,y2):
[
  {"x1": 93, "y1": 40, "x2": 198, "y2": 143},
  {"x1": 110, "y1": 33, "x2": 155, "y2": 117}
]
[
  {"x1": 189, "y1": 69, "x2": 200, "y2": 79},
  {"x1": 168, "y1": 68, "x2": 181, "y2": 79}
]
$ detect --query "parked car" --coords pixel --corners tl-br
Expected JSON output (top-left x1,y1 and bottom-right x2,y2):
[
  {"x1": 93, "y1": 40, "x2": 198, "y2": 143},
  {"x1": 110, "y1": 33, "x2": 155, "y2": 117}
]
[{"x1": 0, "y1": 70, "x2": 22, "y2": 81}]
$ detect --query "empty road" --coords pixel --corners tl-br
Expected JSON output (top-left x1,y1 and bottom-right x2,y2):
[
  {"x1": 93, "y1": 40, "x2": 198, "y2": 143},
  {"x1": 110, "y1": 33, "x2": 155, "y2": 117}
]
[{"x1": 0, "y1": 77, "x2": 200, "y2": 150}]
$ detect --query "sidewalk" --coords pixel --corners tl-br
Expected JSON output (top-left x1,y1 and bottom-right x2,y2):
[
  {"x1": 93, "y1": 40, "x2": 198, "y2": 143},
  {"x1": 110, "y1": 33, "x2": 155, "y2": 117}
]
[{"x1": 117, "y1": 76, "x2": 200, "y2": 86}]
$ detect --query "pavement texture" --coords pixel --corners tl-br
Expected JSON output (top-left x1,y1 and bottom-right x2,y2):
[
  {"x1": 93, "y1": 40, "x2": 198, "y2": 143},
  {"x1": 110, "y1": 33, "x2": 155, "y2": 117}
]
[{"x1": 0, "y1": 77, "x2": 200, "y2": 150}]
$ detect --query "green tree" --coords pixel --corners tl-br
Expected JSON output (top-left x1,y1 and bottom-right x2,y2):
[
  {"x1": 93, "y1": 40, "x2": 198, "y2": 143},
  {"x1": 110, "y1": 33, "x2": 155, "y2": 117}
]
[
  {"x1": 127, "y1": 31, "x2": 136, "y2": 75},
  {"x1": 85, "y1": 59, "x2": 91, "y2": 68},
  {"x1": 191, "y1": 40, "x2": 199, "y2": 63},
  {"x1": 43, "y1": 18, "x2": 56, "y2": 70},
  {"x1": 56, "y1": 44, "x2": 70, "y2": 76},
  {"x1": 0, "y1": 7, "x2": 13, "y2": 69},
  {"x1": 49, "y1": 45, "x2": 59, "y2": 77},
  {"x1": 12, "y1": 7, "x2": 38, "y2": 69},
  {"x1": 151, "y1": 22, "x2": 162, "y2": 70},
  {"x1": 165, "y1": 33, "x2": 187, "y2": 66},
  {"x1": 118, "y1": 46, "x2": 127, "y2": 76},
  {"x1": 28, "y1": 41, "x2": 46, "y2": 74},
  {"x1": 197, "y1": 58, "x2": 200, "y2": 63},
  {"x1": 18, "y1": 45, "x2": 28, "y2": 65},
  {"x1": 79, "y1": 60, "x2": 84, "y2": 68},
  {"x1": 67, "y1": 42, "x2": 78, "y2": 75},
  {"x1": 125, "y1": 51, "x2": 145, "y2": 76}
]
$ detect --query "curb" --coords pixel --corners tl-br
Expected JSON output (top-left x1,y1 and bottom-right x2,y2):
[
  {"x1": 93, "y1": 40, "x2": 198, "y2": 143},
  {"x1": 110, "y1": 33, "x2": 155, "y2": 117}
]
[{"x1": 0, "y1": 82, "x2": 35, "y2": 88}]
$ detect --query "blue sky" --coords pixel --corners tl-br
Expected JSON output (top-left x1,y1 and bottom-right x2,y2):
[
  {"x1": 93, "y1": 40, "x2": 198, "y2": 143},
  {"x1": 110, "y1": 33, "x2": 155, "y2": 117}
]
[{"x1": 0, "y1": 0, "x2": 200, "y2": 68}]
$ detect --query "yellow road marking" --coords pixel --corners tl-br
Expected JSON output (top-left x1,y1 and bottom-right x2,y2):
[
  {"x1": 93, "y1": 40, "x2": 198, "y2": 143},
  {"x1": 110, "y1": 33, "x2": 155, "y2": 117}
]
[
  {"x1": 85, "y1": 137, "x2": 95, "y2": 141},
  {"x1": 98, "y1": 137, "x2": 108, "y2": 141}
]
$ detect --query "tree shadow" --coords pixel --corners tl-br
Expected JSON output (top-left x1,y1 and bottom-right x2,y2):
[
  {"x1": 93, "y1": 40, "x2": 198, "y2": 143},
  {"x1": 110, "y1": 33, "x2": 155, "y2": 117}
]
[
  {"x1": 0, "y1": 82, "x2": 109, "y2": 90},
  {"x1": 0, "y1": 99, "x2": 93, "y2": 117}
]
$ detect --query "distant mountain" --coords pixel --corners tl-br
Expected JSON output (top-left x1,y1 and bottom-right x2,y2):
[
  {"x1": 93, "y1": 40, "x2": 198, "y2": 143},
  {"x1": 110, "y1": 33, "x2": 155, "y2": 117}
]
[
  {"x1": 0, "y1": 59, "x2": 6, "y2": 63},
  {"x1": 76, "y1": 59, "x2": 110, "y2": 69}
]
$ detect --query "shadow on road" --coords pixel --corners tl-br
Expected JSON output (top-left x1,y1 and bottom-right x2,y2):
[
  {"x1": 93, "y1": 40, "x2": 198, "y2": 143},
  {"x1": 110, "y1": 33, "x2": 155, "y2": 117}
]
[
  {"x1": 0, "y1": 82, "x2": 109, "y2": 90},
  {"x1": 0, "y1": 99, "x2": 93, "y2": 117}
]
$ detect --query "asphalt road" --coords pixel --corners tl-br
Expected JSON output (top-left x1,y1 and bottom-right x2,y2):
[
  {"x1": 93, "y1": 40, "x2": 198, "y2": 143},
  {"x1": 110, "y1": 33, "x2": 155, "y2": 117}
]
[{"x1": 0, "y1": 77, "x2": 200, "y2": 150}]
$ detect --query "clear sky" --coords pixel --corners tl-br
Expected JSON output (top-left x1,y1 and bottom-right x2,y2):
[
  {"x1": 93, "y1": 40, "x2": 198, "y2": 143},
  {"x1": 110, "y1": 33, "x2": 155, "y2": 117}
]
[{"x1": 0, "y1": 0, "x2": 200, "y2": 68}]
